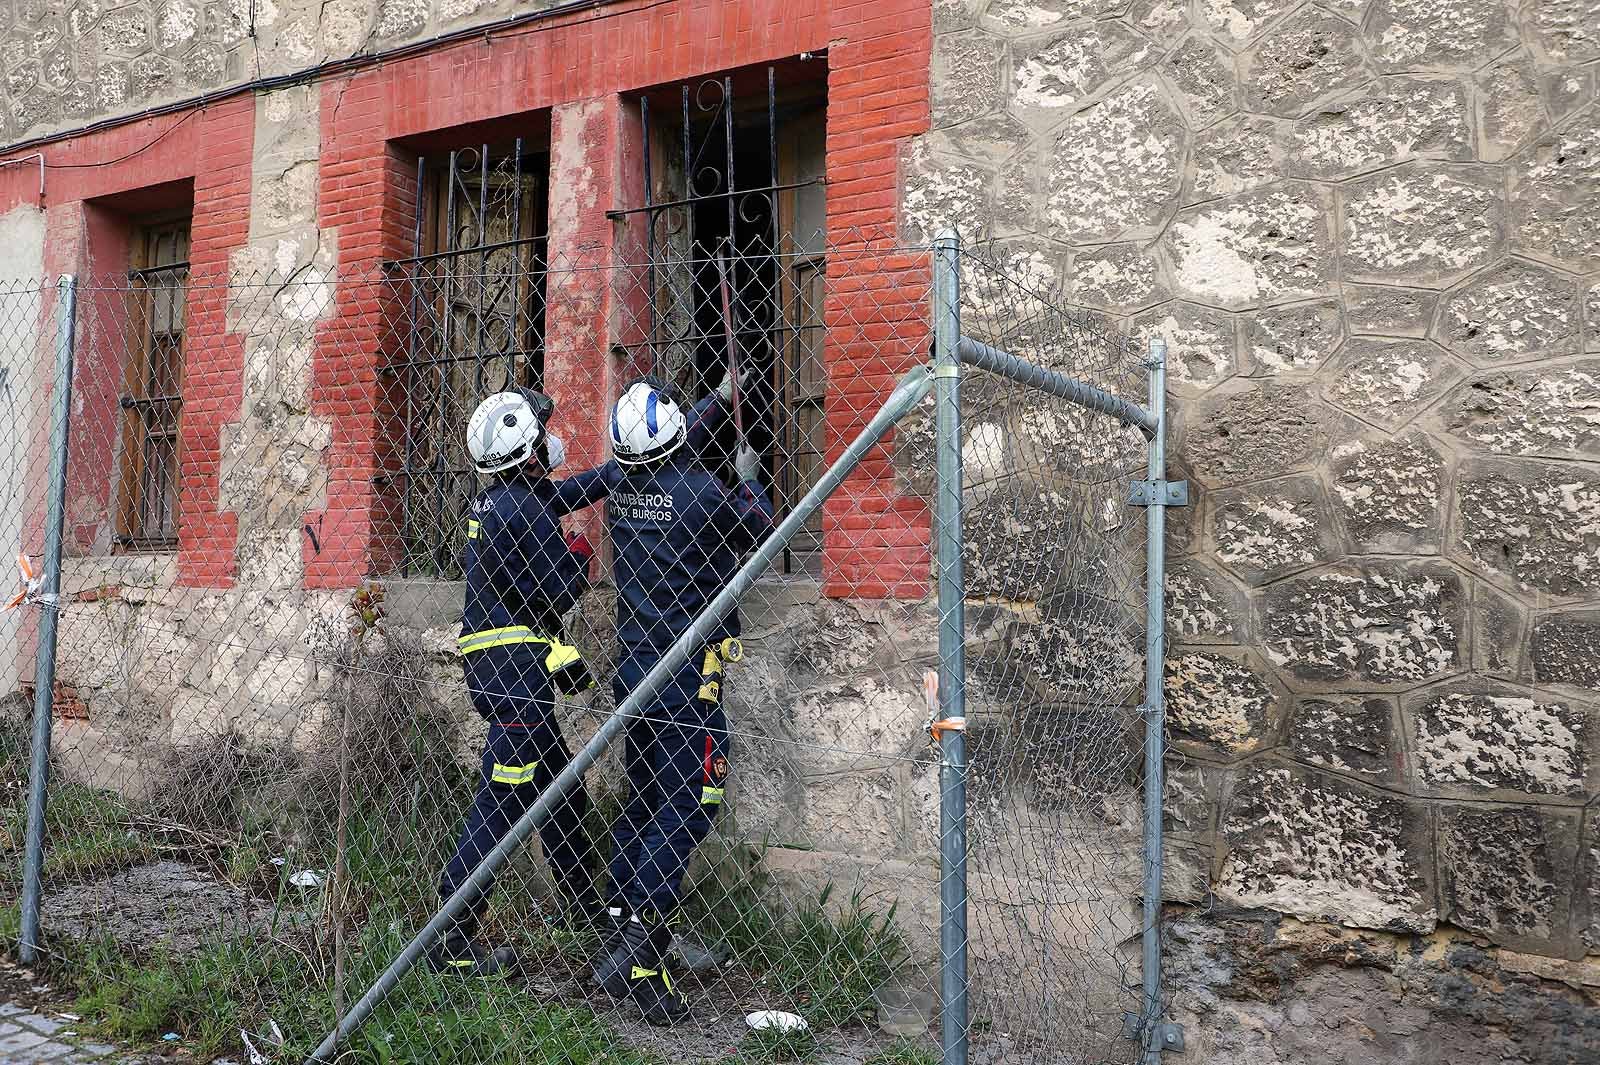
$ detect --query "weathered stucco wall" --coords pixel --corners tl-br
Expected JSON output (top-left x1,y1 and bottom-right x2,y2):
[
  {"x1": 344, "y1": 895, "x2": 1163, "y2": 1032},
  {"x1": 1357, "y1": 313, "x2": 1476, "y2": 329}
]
[
  {"x1": 0, "y1": 205, "x2": 46, "y2": 701},
  {"x1": 915, "y1": 0, "x2": 1600, "y2": 1059},
  {"x1": 0, "y1": 0, "x2": 574, "y2": 145},
  {"x1": 44, "y1": 82, "x2": 351, "y2": 791}
]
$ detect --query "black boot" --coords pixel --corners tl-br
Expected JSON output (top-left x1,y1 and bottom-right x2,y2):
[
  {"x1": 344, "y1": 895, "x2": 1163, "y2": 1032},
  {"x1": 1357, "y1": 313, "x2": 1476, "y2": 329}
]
[
  {"x1": 593, "y1": 913, "x2": 690, "y2": 1027},
  {"x1": 589, "y1": 898, "x2": 628, "y2": 980},
  {"x1": 426, "y1": 930, "x2": 517, "y2": 977},
  {"x1": 590, "y1": 910, "x2": 631, "y2": 990},
  {"x1": 550, "y1": 867, "x2": 610, "y2": 930}
]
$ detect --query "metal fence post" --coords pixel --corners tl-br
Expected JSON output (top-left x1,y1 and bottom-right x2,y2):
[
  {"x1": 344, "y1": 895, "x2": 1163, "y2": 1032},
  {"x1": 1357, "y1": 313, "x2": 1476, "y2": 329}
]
[
  {"x1": 19, "y1": 274, "x2": 78, "y2": 964},
  {"x1": 1140, "y1": 336, "x2": 1172, "y2": 1063},
  {"x1": 932, "y1": 230, "x2": 969, "y2": 1065}
]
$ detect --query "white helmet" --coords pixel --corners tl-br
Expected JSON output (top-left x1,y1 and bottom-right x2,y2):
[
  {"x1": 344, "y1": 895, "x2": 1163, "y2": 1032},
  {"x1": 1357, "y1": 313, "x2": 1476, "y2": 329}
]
[
  {"x1": 610, "y1": 379, "x2": 687, "y2": 466},
  {"x1": 466, "y1": 390, "x2": 548, "y2": 474}
]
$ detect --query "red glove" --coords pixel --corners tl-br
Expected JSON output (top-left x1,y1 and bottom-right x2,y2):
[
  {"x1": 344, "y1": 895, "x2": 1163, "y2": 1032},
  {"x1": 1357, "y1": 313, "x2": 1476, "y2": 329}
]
[{"x1": 566, "y1": 531, "x2": 594, "y2": 564}]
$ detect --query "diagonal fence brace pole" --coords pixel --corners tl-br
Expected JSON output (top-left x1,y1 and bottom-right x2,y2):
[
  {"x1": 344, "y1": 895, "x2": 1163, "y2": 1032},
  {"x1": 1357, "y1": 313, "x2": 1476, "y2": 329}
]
[
  {"x1": 19, "y1": 274, "x2": 78, "y2": 964},
  {"x1": 955, "y1": 335, "x2": 1156, "y2": 438},
  {"x1": 307, "y1": 363, "x2": 936, "y2": 1064}
]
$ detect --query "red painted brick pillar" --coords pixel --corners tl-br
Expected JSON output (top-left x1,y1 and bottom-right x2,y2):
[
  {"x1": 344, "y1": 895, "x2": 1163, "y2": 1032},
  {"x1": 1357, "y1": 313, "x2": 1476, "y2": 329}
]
[
  {"x1": 307, "y1": 72, "x2": 418, "y2": 588},
  {"x1": 544, "y1": 94, "x2": 643, "y2": 552},
  {"x1": 171, "y1": 97, "x2": 255, "y2": 588},
  {"x1": 819, "y1": 0, "x2": 934, "y2": 599}
]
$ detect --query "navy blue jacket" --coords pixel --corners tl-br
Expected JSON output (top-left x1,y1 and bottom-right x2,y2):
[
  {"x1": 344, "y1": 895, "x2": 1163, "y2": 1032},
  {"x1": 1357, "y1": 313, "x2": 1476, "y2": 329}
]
[
  {"x1": 681, "y1": 391, "x2": 729, "y2": 465},
  {"x1": 460, "y1": 389, "x2": 736, "y2": 647},
  {"x1": 460, "y1": 463, "x2": 619, "y2": 642},
  {"x1": 607, "y1": 455, "x2": 774, "y2": 655}
]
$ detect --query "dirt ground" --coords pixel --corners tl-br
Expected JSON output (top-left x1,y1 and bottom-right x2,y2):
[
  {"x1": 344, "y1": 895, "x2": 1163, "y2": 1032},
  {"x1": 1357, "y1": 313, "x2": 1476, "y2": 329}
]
[{"x1": 41, "y1": 860, "x2": 288, "y2": 955}]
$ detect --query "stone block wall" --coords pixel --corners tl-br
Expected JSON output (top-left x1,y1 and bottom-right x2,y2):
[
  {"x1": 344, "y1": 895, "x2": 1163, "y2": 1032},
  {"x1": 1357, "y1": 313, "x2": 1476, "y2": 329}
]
[
  {"x1": 916, "y1": 0, "x2": 1600, "y2": 1058},
  {"x1": 0, "y1": 0, "x2": 578, "y2": 145}
]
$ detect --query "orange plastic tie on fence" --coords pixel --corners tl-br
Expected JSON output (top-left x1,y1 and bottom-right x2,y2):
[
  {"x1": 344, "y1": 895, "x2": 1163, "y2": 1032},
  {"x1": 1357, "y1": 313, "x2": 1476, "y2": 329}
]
[
  {"x1": 922, "y1": 670, "x2": 965, "y2": 741},
  {"x1": 4, "y1": 554, "x2": 37, "y2": 611}
]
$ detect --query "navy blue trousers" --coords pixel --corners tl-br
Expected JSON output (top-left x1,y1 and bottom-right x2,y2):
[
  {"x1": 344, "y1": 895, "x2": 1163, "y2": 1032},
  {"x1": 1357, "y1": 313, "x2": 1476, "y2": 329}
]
[
  {"x1": 439, "y1": 648, "x2": 596, "y2": 934},
  {"x1": 606, "y1": 646, "x2": 731, "y2": 917}
]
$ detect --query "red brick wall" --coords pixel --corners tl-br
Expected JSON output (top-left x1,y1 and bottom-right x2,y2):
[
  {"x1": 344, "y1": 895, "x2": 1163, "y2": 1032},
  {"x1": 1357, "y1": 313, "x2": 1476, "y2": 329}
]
[
  {"x1": 305, "y1": 85, "x2": 416, "y2": 587},
  {"x1": 543, "y1": 96, "x2": 633, "y2": 556},
  {"x1": 821, "y1": 0, "x2": 932, "y2": 598},
  {"x1": 61, "y1": 202, "x2": 131, "y2": 552},
  {"x1": 9, "y1": 100, "x2": 255, "y2": 588},
  {"x1": 173, "y1": 96, "x2": 255, "y2": 587},
  {"x1": 313, "y1": 0, "x2": 932, "y2": 594},
  {"x1": 6, "y1": 0, "x2": 932, "y2": 597}
]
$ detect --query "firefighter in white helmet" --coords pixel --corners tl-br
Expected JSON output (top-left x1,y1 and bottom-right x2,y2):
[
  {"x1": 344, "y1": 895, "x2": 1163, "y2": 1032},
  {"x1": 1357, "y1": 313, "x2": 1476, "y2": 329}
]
[
  {"x1": 430, "y1": 387, "x2": 617, "y2": 976},
  {"x1": 431, "y1": 371, "x2": 745, "y2": 977},
  {"x1": 591, "y1": 376, "x2": 772, "y2": 1024}
]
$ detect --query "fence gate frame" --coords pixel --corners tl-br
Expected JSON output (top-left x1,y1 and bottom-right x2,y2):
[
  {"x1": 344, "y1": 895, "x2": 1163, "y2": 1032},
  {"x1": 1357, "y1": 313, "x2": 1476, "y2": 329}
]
[
  {"x1": 18, "y1": 273, "x2": 76, "y2": 966},
  {"x1": 932, "y1": 231, "x2": 1184, "y2": 1065}
]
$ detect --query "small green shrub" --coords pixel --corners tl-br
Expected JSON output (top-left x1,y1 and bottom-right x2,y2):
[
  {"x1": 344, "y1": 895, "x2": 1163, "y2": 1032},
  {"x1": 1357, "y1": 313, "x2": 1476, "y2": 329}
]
[{"x1": 685, "y1": 846, "x2": 909, "y2": 1026}]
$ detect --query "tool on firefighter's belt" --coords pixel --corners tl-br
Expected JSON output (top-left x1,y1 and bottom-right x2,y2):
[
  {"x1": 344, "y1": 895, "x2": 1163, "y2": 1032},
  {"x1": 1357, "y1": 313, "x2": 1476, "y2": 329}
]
[
  {"x1": 5, "y1": 554, "x2": 40, "y2": 611},
  {"x1": 923, "y1": 669, "x2": 966, "y2": 743},
  {"x1": 715, "y1": 245, "x2": 745, "y2": 448},
  {"x1": 699, "y1": 638, "x2": 744, "y2": 702}
]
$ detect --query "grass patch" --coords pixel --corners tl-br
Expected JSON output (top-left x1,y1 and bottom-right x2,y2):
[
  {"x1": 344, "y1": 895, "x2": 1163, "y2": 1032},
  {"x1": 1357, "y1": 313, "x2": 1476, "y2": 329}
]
[
  {"x1": 685, "y1": 843, "x2": 909, "y2": 1026},
  {"x1": 0, "y1": 781, "x2": 153, "y2": 891},
  {"x1": 70, "y1": 935, "x2": 318, "y2": 1056},
  {"x1": 865, "y1": 1037, "x2": 940, "y2": 1065},
  {"x1": 51, "y1": 916, "x2": 658, "y2": 1065},
  {"x1": 0, "y1": 700, "x2": 153, "y2": 894},
  {"x1": 356, "y1": 992, "x2": 657, "y2": 1065}
]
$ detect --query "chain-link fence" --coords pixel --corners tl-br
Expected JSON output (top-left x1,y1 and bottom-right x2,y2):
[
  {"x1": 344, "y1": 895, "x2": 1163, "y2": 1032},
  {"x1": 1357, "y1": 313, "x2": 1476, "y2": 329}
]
[{"x1": 1, "y1": 232, "x2": 1176, "y2": 1065}]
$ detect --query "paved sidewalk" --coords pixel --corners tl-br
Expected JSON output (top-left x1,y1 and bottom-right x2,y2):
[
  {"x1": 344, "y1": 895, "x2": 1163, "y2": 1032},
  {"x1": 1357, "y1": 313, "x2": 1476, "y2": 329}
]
[{"x1": 0, "y1": 1002, "x2": 145, "y2": 1064}]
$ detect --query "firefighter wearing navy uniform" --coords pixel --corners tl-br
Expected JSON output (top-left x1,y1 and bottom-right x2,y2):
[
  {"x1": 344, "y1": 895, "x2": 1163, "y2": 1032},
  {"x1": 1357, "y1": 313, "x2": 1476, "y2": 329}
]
[
  {"x1": 429, "y1": 387, "x2": 619, "y2": 977},
  {"x1": 591, "y1": 377, "x2": 773, "y2": 1025}
]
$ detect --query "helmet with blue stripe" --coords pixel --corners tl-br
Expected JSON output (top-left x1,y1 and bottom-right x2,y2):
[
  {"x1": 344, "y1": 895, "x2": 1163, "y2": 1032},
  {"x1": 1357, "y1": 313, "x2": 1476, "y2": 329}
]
[{"x1": 610, "y1": 378, "x2": 687, "y2": 467}]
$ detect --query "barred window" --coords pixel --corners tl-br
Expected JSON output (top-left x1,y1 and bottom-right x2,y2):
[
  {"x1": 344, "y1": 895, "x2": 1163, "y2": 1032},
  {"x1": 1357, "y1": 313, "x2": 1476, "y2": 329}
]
[
  {"x1": 631, "y1": 66, "x2": 828, "y2": 574},
  {"x1": 115, "y1": 221, "x2": 189, "y2": 550},
  {"x1": 386, "y1": 142, "x2": 550, "y2": 577}
]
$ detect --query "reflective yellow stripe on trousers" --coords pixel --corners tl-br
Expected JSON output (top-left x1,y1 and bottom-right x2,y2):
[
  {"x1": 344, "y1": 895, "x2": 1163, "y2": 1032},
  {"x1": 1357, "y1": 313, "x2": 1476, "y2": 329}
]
[{"x1": 490, "y1": 762, "x2": 538, "y2": 785}]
